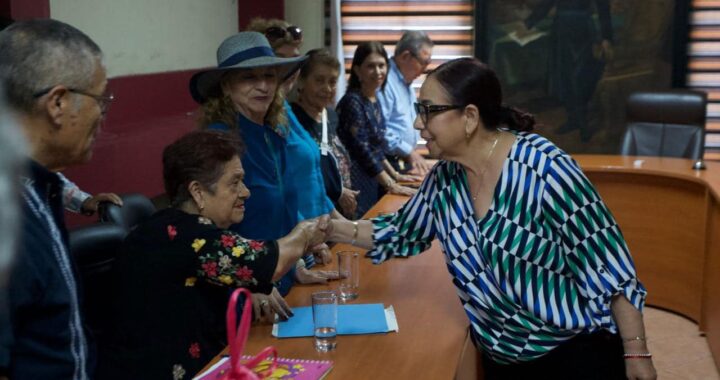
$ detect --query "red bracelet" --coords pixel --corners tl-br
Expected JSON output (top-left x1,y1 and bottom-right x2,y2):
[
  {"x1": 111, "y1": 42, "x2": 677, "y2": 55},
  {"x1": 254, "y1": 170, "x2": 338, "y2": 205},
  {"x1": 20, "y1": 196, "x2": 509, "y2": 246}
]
[{"x1": 623, "y1": 353, "x2": 652, "y2": 359}]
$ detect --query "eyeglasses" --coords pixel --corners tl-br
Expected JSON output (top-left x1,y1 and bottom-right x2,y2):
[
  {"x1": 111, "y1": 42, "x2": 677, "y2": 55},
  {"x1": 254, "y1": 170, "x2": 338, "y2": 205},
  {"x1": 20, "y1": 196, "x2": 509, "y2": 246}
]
[
  {"x1": 33, "y1": 87, "x2": 115, "y2": 115},
  {"x1": 414, "y1": 102, "x2": 465, "y2": 126},
  {"x1": 409, "y1": 50, "x2": 432, "y2": 68},
  {"x1": 265, "y1": 26, "x2": 303, "y2": 42}
]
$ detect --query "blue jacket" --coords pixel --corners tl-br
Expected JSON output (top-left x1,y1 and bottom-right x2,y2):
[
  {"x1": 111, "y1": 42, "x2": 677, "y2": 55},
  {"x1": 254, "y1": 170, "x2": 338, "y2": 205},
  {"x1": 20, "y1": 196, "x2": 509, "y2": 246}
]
[{"x1": 0, "y1": 160, "x2": 93, "y2": 379}]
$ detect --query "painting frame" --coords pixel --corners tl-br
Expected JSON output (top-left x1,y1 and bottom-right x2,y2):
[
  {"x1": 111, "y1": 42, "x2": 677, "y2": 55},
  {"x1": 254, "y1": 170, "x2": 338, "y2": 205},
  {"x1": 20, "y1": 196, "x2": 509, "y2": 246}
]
[{"x1": 473, "y1": 0, "x2": 691, "y2": 154}]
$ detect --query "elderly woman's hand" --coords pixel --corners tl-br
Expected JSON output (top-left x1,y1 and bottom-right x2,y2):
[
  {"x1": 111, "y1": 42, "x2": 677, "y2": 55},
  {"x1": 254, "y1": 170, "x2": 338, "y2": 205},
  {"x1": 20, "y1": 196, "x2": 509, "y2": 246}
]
[
  {"x1": 309, "y1": 243, "x2": 332, "y2": 265},
  {"x1": 388, "y1": 183, "x2": 418, "y2": 197},
  {"x1": 293, "y1": 215, "x2": 330, "y2": 248},
  {"x1": 338, "y1": 187, "x2": 359, "y2": 217},
  {"x1": 251, "y1": 287, "x2": 293, "y2": 322},
  {"x1": 295, "y1": 266, "x2": 341, "y2": 284}
]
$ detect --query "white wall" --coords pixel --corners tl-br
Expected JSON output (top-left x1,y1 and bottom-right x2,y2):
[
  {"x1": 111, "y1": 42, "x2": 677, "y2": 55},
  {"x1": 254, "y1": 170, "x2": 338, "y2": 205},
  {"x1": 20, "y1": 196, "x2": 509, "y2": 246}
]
[
  {"x1": 50, "y1": 0, "x2": 239, "y2": 78},
  {"x1": 284, "y1": 0, "x2": 325, "y2": 54}
]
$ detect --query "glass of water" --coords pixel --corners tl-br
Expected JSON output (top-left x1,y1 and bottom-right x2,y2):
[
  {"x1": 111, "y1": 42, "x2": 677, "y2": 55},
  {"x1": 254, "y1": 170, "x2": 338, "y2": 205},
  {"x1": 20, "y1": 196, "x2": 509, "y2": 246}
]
[{"x1": 311, "y1": 290, "x2": 338, "y2": 352}]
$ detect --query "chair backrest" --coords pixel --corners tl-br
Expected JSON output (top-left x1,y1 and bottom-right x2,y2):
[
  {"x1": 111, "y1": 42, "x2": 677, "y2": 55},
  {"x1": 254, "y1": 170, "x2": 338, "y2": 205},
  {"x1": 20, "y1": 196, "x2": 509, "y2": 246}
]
[
  {"x1": 99, "y1": 193, "x2": 156, "y2": 233},
  {"x1": 620, "y1": 90, "x2": 707, "y2": 160},
  {"x1": 69, "y1": 222, "x2": 127, "y2": 338}
]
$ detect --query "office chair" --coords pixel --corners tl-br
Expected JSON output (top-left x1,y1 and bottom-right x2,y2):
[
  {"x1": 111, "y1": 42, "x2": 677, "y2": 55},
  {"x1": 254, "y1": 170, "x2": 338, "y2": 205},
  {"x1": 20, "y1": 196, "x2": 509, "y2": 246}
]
[
  {"x1": 69, "y1": 222, "x2": 127, "y2": 339},
  {"x1": 620, "y1": 90, "x2": 707, "y2": 168},
  {"x1": 99, "y1": 193, "x2": 156, "y2": 233}
]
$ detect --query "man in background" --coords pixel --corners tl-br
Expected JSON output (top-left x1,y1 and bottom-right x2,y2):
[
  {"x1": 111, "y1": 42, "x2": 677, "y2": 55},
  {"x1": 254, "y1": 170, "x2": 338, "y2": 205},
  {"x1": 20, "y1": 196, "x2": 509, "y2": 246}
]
[
  {"x1": 377, "y1": 30, "x2": 434, "y2": 175},
  {"x1": 0, "y1": 19, "x2": 110, "y2": 379}
]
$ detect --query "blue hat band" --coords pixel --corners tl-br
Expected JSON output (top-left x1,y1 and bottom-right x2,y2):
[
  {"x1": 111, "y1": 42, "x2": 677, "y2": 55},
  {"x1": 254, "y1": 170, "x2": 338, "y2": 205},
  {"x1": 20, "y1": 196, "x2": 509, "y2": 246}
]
[{"x1": 219, "y1": 46, "x2": 276, "y2": 68}]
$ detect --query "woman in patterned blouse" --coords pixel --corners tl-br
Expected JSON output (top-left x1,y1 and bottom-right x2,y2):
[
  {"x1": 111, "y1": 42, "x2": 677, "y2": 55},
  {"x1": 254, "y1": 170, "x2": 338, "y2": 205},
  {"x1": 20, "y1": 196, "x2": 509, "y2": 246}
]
[
  {"x1": 327, "y1": 58, "x2": 656, "y2": 380},
  {"x1": 336, "y1": 41, "x2": 420, "y2": 217},
  {"x1": 98, "y1": 131, "x2": 328, "y2": 380}
]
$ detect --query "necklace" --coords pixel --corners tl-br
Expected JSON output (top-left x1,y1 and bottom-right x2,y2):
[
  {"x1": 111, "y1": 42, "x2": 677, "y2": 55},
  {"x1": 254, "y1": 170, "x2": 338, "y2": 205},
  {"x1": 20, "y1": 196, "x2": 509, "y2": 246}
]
[{"x1": 469, "y1": 132, "x2": 500, "y2": 201}]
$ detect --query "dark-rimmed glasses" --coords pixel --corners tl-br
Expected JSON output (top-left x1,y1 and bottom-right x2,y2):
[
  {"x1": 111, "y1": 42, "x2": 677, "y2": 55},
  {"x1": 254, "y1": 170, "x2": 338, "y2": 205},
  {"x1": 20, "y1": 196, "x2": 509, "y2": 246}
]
[
  {"x1": 33, "y1": 87, "x2": 115, "y2": 115},
  {"x1": 414, "y1": 102, "x2": 465, "y2": 126},
  {"x1": 265, "y1": 26, "x2": 303, "y2": 42},
  {"x1": 410, "y1": 50, "x2": 432, "y2": 68}
]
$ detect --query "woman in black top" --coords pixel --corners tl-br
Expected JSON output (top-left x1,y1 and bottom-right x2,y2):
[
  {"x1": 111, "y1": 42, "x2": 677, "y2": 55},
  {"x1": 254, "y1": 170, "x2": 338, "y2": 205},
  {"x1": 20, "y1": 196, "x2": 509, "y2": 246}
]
[
  {"x1": 98, "y1": 131, "x2": 327, "y2": 380},
  {"x1": 291, "y1": 48, "x2": 358, "y2": 218}
]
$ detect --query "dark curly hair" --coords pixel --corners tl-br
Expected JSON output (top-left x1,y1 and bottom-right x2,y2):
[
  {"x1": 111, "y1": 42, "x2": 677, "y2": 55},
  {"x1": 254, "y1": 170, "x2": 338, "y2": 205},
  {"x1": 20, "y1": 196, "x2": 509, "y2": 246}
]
[{"x1": 163, "y1": 130, "x2": 245, "y2": 206}]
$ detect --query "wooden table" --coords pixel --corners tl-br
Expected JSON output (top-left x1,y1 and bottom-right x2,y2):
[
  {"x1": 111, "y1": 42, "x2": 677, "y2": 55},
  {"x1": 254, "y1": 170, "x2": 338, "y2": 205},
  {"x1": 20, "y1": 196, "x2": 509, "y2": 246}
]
[
  {"x1": 574, "y1": 155, "x2": 720, "y2": 370},
  {"x1": 201, "y1": 154, "x2": 720, "y2": 377},
  {"x1": 206, "y1": 195, "x2": 472, "y2": 379}
]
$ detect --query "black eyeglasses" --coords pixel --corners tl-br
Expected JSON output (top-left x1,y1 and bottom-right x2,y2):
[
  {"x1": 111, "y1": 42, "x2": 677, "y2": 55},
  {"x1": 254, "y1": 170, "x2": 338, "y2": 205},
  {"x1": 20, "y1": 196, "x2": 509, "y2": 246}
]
[
  {"x1": 265, "y1": 26, "x2": 303, "y2": 42},
  {"x1": 414, "y1": 102, "x2": 465, "y2": 126},
  {"x1": 410, "y1": 50, "x2": 432, "y2": 67},
  {"x1": 33, "y1": 87, "x2": 115, "y2": 115}
]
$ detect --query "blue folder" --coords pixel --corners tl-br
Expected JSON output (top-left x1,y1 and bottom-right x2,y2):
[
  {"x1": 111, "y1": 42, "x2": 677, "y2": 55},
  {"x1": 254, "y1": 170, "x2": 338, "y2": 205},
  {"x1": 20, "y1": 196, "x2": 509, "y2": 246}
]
[{"x1": 275, "y1": 303, "x2": 389, "y2": 338}]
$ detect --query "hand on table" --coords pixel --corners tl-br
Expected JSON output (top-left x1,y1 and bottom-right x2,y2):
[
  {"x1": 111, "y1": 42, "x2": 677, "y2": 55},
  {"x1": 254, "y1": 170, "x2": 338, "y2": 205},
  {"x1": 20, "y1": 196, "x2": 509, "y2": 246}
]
[
  {"x1": 252, "y1": 287, "x2": 292, "y2": 322},
  {"x1": 295, "y1": 266, "x2": 341, "y2": 285},
  {"x1": 309, "y1": 243, "x2": 332, "y2": 265}
]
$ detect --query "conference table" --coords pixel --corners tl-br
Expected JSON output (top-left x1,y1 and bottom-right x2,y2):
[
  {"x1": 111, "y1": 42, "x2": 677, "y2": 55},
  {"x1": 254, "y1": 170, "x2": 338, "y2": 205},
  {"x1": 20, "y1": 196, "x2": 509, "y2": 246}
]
[{"x1": 200, "y1": 155, "x2": 720, "y2": 378}]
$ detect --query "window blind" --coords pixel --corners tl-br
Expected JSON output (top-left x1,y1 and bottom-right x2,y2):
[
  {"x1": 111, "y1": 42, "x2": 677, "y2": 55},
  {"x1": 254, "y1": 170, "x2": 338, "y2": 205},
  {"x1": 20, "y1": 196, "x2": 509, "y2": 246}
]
[
  {"x1": 687, "y1": 0, "x2": 720, "y2": 159},
  {"x1": 336, "y1": 0, "x2": 475, "y2": 92}
]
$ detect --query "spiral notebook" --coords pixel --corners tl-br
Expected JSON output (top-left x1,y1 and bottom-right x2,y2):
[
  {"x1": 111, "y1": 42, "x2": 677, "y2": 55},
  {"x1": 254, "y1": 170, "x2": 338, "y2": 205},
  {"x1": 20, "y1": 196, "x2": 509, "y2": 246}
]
[{"x1": 194, "y1": 355, "x2": 333, "y2": 380}]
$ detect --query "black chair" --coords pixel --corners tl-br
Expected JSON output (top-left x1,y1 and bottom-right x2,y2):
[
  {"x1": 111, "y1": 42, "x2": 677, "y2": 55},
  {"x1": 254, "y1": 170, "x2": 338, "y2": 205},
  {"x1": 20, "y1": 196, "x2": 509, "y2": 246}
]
[
  {"x1": 620, "y1": 90, "x2": 707, "y2": 162},
  {"x1": 98, "y1": 193, "x2": 156, "y2": 233},
  {"x1": 69, "y1": 222, "x2": 126, "y2": 339}
]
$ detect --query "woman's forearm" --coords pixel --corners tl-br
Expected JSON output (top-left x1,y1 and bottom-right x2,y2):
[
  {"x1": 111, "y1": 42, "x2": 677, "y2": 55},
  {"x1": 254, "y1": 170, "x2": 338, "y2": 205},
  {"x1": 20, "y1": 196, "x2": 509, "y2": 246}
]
[
  {"x1": 611, "y1": 294, "x2": 650, "y2": 353},
  {"x1": 274, "y1": 230, "x2": 309, "y2": 281},
  {"x1": 329, "y1": 219, "x2": 374, "y2": 249},
  {"x1": 382, "y1": 159, "x2": 400, "y2": 179}
]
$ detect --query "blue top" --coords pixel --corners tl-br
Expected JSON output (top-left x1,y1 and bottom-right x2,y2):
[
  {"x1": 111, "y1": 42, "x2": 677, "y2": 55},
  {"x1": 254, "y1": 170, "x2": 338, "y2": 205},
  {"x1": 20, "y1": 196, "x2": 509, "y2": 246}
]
[
  {"x1": 376, "y1": 58, "x2": 419, "y2": 157},
  {"x1": 370, "y1": 132, "x2": 646, "y2": 364},
  {"x1": 208, "y1": 104, "x2": 333, "y2": 241}
]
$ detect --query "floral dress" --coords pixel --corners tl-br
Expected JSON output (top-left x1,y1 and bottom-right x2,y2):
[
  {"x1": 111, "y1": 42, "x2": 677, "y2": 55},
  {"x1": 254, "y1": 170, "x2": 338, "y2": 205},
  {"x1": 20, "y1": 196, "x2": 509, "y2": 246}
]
[{"x1": 97, "y1": 208, "x2": 279, "y2": 380}]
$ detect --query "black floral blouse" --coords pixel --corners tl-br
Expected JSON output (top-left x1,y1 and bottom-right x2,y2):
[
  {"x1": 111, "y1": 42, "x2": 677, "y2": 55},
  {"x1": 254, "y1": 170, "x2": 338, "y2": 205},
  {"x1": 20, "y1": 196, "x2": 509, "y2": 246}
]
[{"x1": 97, "y1": 208, "x2": 278, "y2": 380}]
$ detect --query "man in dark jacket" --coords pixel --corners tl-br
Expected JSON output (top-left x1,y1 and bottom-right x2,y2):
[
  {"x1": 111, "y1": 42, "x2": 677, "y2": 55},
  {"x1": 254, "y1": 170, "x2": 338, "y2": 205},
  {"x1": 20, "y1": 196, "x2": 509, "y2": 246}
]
[{"x1": 0, "y1": 19, "x2": 109, "y2": 379}]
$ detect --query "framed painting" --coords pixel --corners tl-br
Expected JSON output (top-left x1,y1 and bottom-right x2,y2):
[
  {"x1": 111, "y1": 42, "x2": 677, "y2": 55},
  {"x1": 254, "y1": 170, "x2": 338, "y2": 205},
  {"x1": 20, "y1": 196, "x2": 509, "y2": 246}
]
[{"x1": 475, "y1": 0, "x2": 690, "y2": 154}]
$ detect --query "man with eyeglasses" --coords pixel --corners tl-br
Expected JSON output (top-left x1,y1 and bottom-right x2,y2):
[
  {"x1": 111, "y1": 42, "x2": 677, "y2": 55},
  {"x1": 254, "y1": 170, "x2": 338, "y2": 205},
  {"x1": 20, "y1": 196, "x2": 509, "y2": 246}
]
[
  {"x1": 377, "y1": 30, "x2": 434, "y2": 176},
  {"x1": 0, "y1": 19, "x2": 109, "y2": 380}
]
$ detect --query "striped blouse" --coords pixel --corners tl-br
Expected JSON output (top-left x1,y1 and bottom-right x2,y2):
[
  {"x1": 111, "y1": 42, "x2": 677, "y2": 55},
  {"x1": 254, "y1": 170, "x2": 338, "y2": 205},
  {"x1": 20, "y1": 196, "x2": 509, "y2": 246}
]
[{"x1": 368, "y1": 132, "x2": 647, "y2": 363}]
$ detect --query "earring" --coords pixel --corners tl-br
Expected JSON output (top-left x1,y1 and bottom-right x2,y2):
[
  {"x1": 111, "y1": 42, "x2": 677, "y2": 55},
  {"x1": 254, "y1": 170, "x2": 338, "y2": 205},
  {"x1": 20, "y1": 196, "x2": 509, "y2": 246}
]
[{"x1": 466, "y1": 130, "x2": 471, "y2": 140}]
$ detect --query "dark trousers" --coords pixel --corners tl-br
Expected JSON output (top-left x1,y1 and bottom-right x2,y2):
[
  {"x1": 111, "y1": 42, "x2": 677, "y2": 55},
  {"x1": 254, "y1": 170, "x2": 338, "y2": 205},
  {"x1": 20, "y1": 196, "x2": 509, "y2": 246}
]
[{"x1": 482, "y1": 331, "x2": 626, "y2": 380}]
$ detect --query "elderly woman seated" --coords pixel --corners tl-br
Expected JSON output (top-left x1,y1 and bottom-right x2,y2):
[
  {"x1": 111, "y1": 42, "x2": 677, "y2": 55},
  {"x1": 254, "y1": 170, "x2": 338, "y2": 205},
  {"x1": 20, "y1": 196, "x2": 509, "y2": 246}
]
[{"x1": 97, "y1": 131, "x2": 327, "y2": 380}]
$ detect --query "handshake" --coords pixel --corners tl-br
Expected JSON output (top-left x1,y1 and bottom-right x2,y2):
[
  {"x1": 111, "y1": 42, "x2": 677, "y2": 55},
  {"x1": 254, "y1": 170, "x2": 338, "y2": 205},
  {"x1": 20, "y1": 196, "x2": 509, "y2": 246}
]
[{"x1": 293, "y1": 214, "x2": 335, "y2": 253}]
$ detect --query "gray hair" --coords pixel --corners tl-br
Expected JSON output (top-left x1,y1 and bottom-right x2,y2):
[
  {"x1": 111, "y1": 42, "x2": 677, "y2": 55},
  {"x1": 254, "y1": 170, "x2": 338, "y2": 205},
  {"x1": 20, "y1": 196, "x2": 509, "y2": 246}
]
[
  {"x1": 395, "y1": 30, "x2": 433, "y2": 57},
  {"x1": 0, "y1": 85, "x2": 26, "y2": 288},
  {"x1": 0, "y1": 19, "x2": 103, "y2": 114}
]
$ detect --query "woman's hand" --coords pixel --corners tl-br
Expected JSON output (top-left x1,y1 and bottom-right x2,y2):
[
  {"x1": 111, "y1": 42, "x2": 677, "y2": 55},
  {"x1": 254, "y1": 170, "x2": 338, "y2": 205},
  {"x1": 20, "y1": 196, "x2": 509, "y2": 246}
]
[
  {"x1": 295, "y1": 266, "x2": 341, "y2": 284},
  {"x1": 251, "y1": 287, "x2": 293, "y2": 322},
  {"x1": 309, "y1": 243, "x2": 332, "y2": 265},
  {"x1": 338, "y1": 187, "x2": 359, "y2": 217},
  {"x1": 388, "y1": 183, "x2": 417, "y2": 197},
  {"x1": 395, "y1": 173, "x2": 423, "y2": 184},
  {"x1": 293, "y1": 215, "x2": 330, "y2": 248},
  {"x1": 624, "y1": 358, "x2": 656, "y2": 380}
]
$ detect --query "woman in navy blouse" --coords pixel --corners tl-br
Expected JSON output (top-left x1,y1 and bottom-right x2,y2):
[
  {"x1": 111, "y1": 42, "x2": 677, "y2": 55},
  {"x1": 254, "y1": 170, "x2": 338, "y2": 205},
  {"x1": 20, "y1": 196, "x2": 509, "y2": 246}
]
[{"x1": 336, "y1": 41, "x2": 420, "y2": 217}]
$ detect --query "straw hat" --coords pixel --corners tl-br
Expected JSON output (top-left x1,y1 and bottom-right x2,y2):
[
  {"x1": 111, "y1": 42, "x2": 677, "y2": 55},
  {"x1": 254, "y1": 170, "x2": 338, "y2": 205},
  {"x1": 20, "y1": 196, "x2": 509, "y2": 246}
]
[{"x1": 189, "y1": 31, "x2": 306, "y2": 103}]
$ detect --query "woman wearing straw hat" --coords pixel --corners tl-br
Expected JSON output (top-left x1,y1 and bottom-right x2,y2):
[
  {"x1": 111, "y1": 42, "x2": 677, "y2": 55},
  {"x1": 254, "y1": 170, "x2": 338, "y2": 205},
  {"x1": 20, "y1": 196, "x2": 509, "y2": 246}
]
[{"x1": 191, "y1": 32, "x2": 340, "y2": 297}]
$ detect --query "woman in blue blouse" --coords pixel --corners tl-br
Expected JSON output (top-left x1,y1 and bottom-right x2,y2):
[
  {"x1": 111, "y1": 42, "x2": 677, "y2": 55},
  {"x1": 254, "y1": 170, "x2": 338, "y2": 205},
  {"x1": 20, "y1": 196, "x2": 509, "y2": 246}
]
[
  {"x1": 336, "y1": 41, "x2": 420, "y2": 217},
  {"x1": 328, "y1": 58, "x2": 656, "y2": 380},
  {"x1": 189, "y1": 32, "x2": 339, "y2": 298}
]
